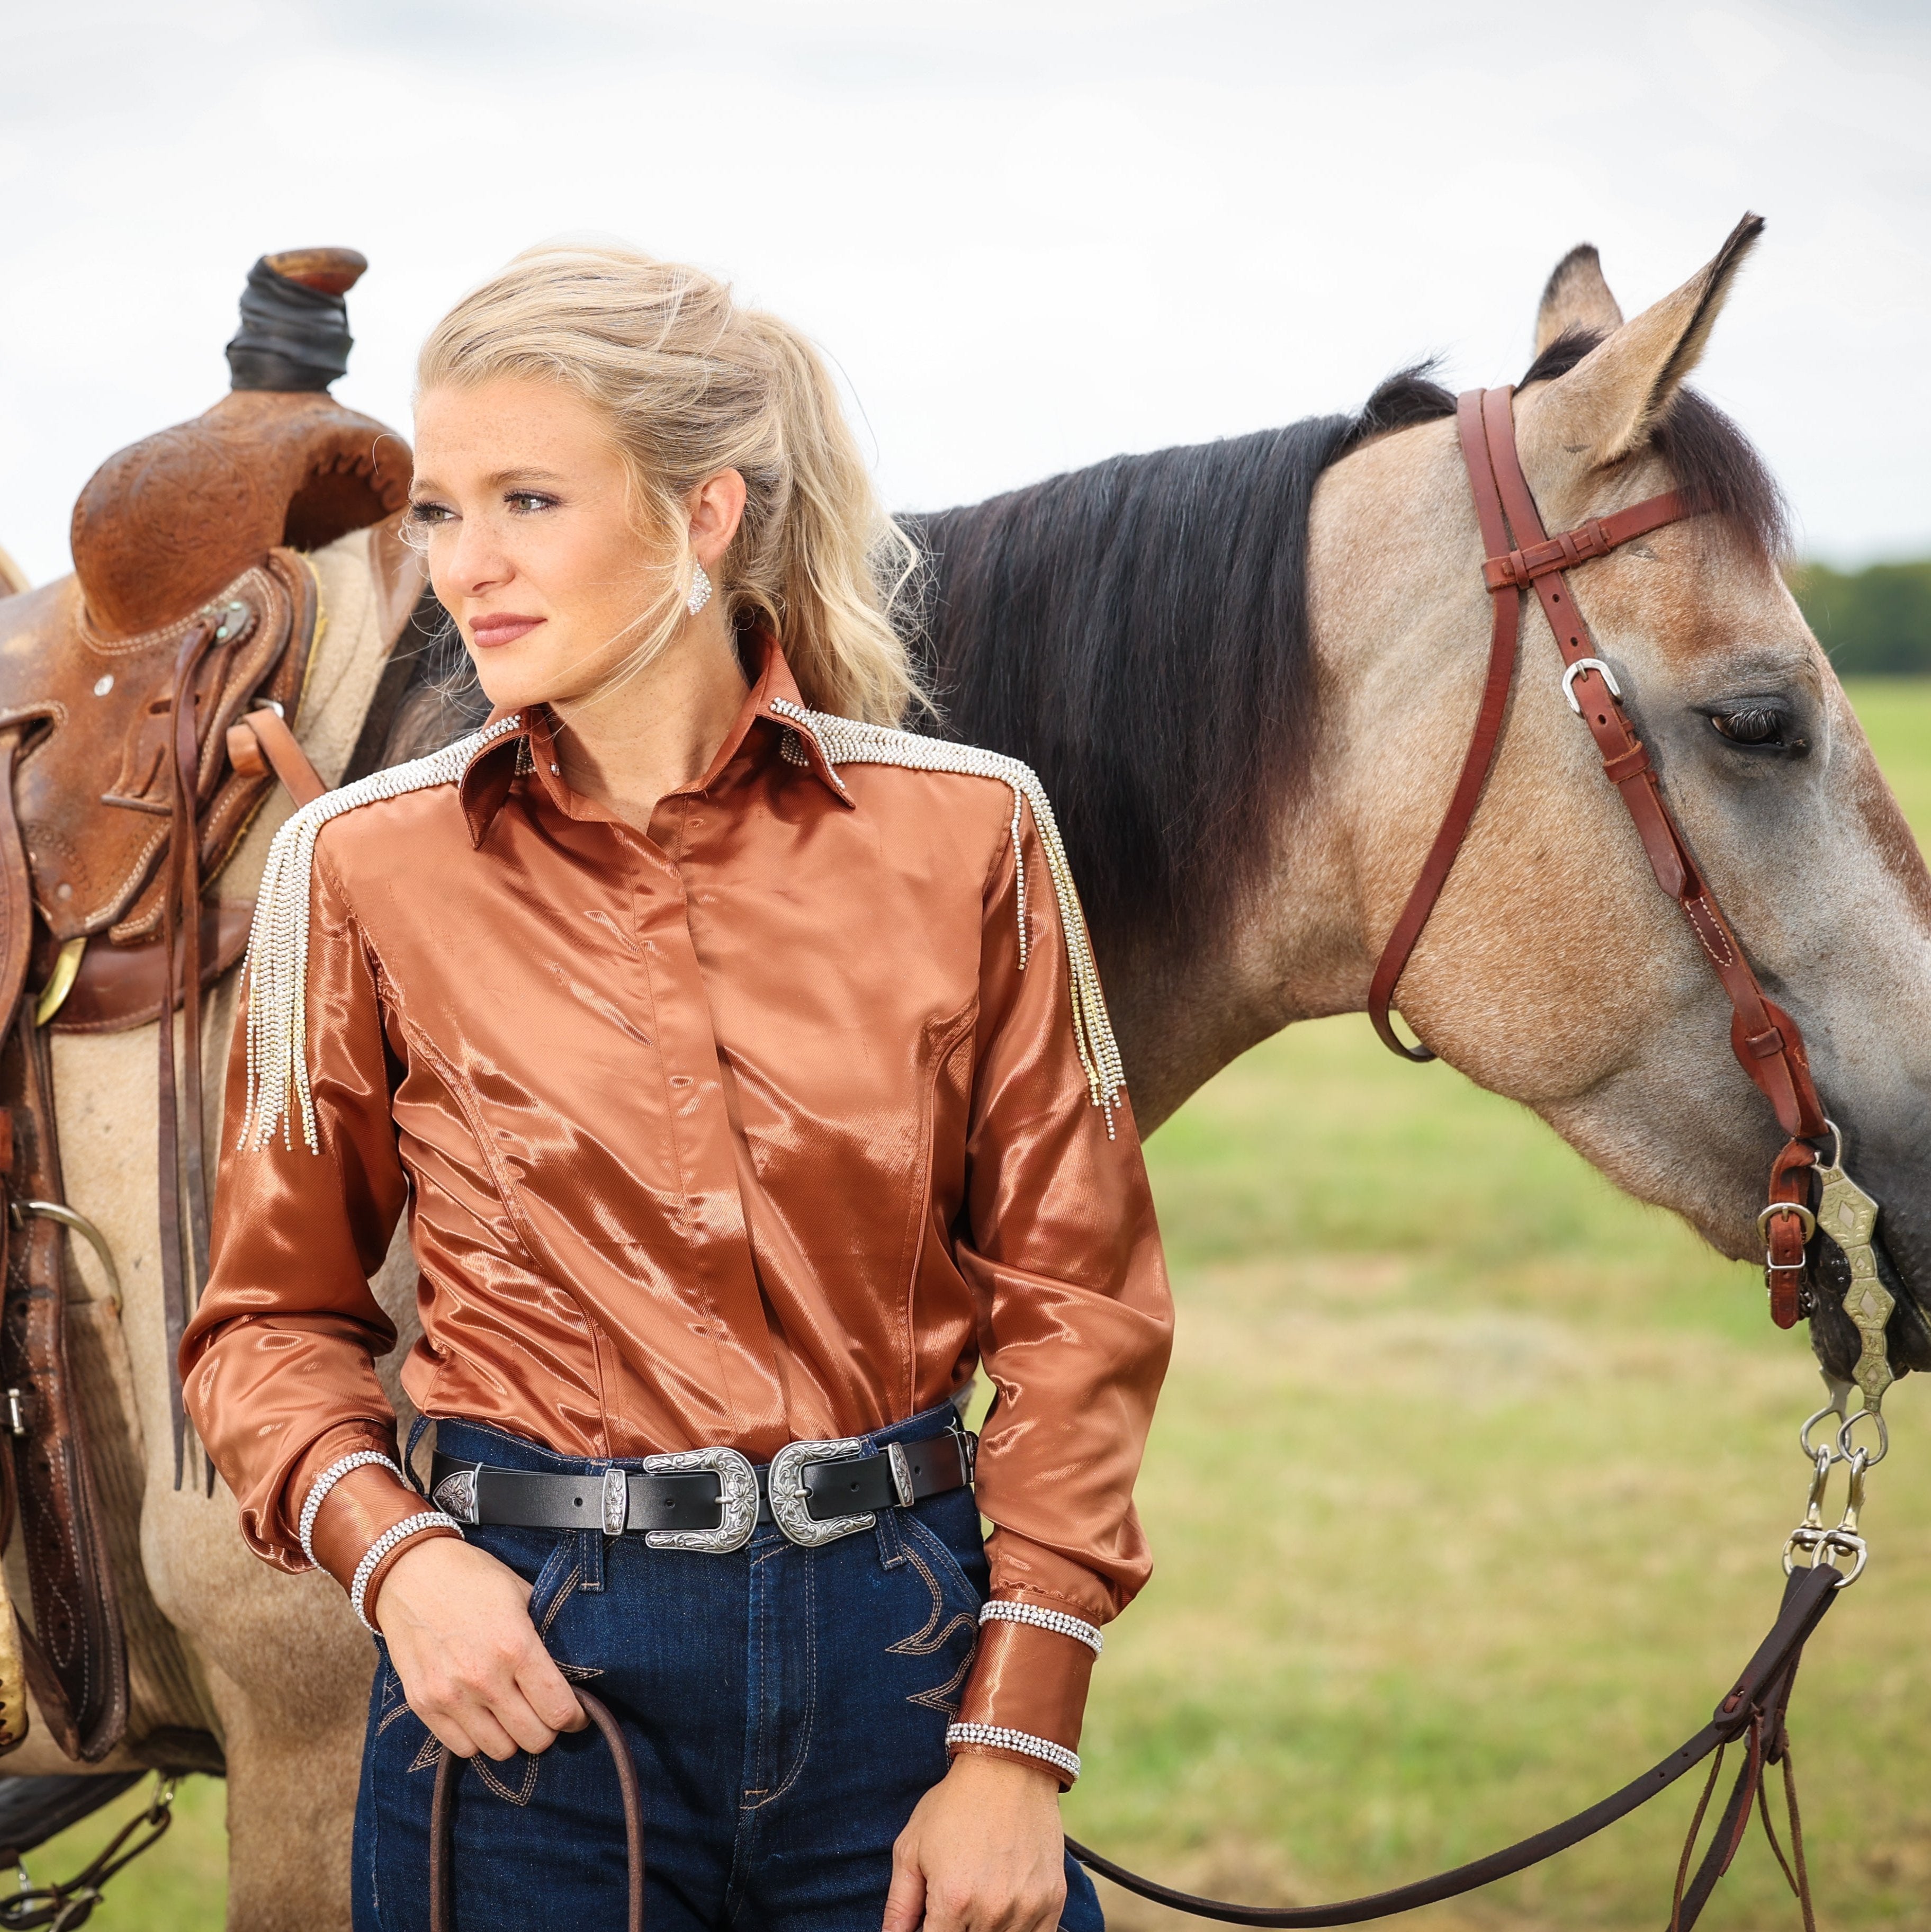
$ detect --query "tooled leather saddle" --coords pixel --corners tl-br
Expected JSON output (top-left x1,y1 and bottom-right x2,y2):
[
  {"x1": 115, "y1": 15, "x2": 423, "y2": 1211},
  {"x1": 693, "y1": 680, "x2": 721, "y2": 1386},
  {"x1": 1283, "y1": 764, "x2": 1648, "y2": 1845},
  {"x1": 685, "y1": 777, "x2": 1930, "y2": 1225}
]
[{"x1": 0, "y1": 248, "x2": 417, "y2": 1762}]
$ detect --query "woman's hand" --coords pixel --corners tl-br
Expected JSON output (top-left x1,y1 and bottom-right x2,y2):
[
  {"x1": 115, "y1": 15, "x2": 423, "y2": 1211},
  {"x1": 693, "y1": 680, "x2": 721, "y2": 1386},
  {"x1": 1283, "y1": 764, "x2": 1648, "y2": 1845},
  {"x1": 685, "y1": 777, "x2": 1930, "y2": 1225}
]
[
  {"x1": 884, "y1": 1753, "x2": 1066, "y2": 1932},
  {"x1": 374, "y1": 1536, "x2": 588, "y2": 1760}
]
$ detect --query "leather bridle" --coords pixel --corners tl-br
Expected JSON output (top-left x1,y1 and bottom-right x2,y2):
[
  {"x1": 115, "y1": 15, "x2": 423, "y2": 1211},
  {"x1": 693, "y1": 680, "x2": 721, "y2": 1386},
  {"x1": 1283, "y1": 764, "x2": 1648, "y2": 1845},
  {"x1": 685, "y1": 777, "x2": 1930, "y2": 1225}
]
[
  {"x1": 1370, "y1": 387, "x2": 1838, "y2": 1336},
  {"x1": 1066, "y1": 386, "x2": 1896, "y2": 1929}
]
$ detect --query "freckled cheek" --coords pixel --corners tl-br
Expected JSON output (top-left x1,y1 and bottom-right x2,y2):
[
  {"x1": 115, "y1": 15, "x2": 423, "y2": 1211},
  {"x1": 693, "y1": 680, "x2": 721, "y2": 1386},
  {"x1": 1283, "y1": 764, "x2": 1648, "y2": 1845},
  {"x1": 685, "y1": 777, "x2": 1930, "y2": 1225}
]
[{"x1": 547, "y1": 534, "x2": 662, "y2": 642}]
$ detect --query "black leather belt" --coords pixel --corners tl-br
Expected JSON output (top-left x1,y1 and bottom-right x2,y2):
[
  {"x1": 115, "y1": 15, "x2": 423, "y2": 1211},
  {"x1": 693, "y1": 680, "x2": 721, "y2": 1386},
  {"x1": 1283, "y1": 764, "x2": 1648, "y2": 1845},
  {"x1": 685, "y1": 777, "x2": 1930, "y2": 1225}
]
[{"x1": 429, "y1": 1428, "x2": 974, "y2": 1555}]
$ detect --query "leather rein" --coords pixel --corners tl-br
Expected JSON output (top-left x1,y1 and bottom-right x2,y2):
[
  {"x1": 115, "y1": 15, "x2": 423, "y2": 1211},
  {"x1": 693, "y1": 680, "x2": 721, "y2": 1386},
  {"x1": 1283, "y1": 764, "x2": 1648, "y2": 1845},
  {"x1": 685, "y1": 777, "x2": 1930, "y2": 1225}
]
[{"x1": 1066, "y1": 388, "x2": 1892, "y2": 1928}]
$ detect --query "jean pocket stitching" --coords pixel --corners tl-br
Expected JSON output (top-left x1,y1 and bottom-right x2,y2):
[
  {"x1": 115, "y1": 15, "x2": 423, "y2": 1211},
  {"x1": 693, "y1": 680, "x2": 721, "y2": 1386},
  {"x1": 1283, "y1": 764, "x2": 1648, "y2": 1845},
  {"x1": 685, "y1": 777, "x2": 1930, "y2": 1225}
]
[
  {"x1": 521, "y1": 1535, "x2": 579, "y2": 1630},
  {"x1": 376, "y1": 1701, "x2": 418, "y2": 1739},
  {"x1": 472, "y1": 1751, "x2": 542, "y2": 1806},
  {"x1": 891, "y1": 1524, "x2": 982, "y2": 1717},
  {"x1": 904, "y1": 1635, "x2": 975, "y2": 1716},
  {"x1": 898, "y1": 1515, "x2": 986, "y2": 1614},
  {"x1": 887, "y1": 1540, "x2": 978, "y2": 1659}
]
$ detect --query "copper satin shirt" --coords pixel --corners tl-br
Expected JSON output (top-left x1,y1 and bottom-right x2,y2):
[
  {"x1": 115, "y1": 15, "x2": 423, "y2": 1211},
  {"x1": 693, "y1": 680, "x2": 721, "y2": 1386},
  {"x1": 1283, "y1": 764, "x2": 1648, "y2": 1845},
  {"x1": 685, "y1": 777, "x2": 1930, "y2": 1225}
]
[{"x1": 181, "y1": 636, "x2": 1172, "y2": 1762}]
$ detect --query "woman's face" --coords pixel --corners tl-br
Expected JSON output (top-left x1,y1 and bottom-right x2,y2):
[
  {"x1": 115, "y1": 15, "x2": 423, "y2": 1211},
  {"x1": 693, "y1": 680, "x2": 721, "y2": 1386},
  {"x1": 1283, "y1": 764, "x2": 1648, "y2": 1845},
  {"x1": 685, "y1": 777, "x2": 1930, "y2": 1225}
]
[{"x1": 409, "y1": 375, "x2": 675, "y2": 714}]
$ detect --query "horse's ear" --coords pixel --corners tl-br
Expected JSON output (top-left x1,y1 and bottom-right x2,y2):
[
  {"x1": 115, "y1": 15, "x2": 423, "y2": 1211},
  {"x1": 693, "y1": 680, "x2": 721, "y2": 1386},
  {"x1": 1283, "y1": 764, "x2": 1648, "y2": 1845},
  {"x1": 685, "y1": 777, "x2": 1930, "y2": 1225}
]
[
  {"x1": 1534, "y1": 244, "x2": 1623, "y2": 354},
  {"x1": 1526, "y1": 213, "x2": 1764, "y2": 470}
]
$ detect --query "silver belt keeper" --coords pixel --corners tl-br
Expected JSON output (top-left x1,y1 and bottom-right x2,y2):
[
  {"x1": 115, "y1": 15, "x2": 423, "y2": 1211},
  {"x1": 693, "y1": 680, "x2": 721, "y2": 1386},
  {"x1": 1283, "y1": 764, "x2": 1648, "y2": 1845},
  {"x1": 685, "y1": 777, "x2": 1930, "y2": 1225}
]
[{"x1": 601, "y1": 1465, "x2": 628, "y2": 1537}]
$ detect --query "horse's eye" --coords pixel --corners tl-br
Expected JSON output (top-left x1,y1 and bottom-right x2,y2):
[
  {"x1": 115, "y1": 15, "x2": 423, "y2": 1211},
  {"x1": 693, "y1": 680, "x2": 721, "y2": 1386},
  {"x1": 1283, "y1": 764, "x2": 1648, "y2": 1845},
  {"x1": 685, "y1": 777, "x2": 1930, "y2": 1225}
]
[{"x1": 1711, "y1": 706, "x2": 1786, "y2": 747}]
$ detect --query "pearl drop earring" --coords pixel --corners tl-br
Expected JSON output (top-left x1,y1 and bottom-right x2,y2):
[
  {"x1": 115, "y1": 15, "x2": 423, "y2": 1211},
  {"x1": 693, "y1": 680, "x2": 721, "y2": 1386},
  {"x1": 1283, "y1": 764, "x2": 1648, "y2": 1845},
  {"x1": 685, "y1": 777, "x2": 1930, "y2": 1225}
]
[{"x1": 687, "y1": 560, "x2": 713, "y2": 618}]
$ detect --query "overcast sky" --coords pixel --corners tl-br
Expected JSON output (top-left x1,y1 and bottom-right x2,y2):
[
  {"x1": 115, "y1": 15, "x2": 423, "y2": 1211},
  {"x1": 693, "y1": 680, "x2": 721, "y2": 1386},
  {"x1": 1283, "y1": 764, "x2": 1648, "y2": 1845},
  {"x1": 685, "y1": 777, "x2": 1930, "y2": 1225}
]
[{"x1": 3, "y1": 0, "x2": 1926, "y2": 586}]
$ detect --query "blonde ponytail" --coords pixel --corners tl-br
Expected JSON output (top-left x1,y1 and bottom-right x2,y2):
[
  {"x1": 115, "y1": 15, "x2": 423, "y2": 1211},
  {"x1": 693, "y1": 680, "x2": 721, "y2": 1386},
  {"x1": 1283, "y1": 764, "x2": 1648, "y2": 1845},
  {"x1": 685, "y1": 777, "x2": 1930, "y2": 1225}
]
[{"x1": 416, "y1": 243, "x2": 923, "y2": 724}]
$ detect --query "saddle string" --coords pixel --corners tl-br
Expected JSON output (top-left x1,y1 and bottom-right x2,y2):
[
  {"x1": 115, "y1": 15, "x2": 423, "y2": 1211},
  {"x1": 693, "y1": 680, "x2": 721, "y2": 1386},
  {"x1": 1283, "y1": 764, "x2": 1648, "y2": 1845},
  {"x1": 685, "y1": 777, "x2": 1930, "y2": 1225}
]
[{"x1": 157, "y1": 617, "x2": 223, "y2": 1492}]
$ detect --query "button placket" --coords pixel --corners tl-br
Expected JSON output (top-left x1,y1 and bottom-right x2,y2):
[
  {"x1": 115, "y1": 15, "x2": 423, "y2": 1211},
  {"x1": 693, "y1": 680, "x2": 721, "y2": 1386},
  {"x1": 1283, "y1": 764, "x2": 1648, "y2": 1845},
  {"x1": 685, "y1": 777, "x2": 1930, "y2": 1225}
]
[{"x1": 629, "y1": 821, "x2": 786, "y2": 1440}]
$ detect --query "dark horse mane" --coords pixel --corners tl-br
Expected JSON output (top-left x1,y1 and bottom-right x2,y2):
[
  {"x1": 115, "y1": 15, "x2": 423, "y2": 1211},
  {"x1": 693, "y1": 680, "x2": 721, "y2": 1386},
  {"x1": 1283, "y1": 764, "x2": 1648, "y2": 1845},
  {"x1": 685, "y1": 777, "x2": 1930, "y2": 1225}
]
[
  {"x1": 905, "y1": 332, "x2": 1786, "y2": 956},
  {"x1": 356, "y1": 334, "x2": 1785, "y2": 963}
]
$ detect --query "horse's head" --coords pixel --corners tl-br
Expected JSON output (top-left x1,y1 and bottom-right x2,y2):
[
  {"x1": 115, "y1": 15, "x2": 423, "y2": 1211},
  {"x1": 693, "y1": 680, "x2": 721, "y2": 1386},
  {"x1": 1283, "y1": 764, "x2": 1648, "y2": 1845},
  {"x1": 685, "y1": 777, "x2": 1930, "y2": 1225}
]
[{"x1": 1319, "y1": 217, "x2": 1931, "y2": 1384}]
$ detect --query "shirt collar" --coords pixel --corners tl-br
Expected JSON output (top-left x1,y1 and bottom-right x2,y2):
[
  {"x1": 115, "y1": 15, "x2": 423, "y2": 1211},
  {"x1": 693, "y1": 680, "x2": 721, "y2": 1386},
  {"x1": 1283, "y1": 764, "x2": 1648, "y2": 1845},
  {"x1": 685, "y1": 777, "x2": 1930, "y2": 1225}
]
[{"x1": 457, "y1": 630, "x2": 854, "y2": 845}]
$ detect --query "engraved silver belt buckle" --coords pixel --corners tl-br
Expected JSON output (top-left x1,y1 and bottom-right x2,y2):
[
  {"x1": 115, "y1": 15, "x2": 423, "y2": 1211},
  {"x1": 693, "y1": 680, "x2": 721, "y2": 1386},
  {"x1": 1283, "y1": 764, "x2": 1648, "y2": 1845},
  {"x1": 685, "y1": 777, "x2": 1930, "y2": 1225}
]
[
  {"x1": 637, "y1": 1446, "x2": 758, "y2": 1553},
  {"x1": 769, "y1": 1436, "x2": 876, "y2": 1547}
]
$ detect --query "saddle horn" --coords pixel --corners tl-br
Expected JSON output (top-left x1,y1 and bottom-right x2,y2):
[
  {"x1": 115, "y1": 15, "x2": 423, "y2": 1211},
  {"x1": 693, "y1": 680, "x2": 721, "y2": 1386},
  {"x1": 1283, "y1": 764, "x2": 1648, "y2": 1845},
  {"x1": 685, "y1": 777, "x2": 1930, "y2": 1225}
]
[
  {"x1": 225, "y1": 247, "x2": 368, "y2": 395},
  {"x1": 68, "y1": 246, "x2": 409, "y2": 641}
]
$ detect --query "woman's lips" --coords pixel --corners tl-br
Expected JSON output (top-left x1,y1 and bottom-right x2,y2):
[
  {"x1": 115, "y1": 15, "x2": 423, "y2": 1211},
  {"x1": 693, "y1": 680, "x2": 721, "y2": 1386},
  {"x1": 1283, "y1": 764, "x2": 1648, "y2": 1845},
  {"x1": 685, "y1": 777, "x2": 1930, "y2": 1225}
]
[{"x1": 470, "y1": 615, "x2": 544, "y2": 648}]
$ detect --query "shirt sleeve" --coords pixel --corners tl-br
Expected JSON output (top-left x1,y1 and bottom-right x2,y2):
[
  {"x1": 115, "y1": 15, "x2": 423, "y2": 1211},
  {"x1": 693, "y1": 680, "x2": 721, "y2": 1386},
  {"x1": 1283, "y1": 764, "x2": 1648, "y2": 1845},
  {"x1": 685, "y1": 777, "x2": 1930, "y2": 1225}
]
[
  {"x1": 180, "y1": 838, "x2": 455, "y2": 1618},
  {"x1": 948, "y1": 801, "x2": 1173, "y2": 1782}
]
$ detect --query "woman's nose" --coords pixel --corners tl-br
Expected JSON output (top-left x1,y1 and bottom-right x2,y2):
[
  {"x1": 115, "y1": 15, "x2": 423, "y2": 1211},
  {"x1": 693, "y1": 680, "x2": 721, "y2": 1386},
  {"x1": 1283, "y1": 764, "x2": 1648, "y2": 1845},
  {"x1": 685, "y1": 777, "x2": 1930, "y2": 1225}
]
[{"x1": 439, "y1": 515, "x2": 512, "y2": 600}]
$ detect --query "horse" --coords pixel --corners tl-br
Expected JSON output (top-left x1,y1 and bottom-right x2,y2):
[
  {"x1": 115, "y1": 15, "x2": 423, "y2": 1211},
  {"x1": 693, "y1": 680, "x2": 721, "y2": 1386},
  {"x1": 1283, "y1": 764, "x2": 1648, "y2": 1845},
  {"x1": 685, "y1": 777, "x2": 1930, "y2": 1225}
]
[{"x1": 1, "y1": 214, "x2": 1923, "y2": 1928}]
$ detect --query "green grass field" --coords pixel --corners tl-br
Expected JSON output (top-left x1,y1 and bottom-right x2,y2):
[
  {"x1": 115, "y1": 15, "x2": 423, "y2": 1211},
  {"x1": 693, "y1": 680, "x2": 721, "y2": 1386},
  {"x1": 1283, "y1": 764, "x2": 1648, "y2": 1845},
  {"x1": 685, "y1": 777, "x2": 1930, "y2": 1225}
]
[{"x1": 31, "y1": 682, "x2": 1931, "y2": 1929}]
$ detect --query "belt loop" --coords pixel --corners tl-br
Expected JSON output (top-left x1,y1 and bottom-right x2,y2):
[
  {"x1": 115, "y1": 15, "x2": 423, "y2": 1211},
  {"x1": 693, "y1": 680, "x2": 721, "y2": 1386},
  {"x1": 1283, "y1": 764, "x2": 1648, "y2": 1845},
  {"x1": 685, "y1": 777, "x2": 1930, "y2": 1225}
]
[
  {"x1": 873, "y1": 1503, "x2": 906, "y2": 1571},
  {"x1": 579, "y1": 1525, "x2": 606, "y2": 1594}
]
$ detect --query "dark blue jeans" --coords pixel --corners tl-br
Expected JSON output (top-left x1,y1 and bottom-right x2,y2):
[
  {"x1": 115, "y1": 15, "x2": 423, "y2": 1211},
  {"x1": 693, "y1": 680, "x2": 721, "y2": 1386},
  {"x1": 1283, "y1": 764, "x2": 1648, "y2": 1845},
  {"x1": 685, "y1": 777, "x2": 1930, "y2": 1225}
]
[{"x1": 352, "y1": 1407, "x2": 1104, "y2": 1932}]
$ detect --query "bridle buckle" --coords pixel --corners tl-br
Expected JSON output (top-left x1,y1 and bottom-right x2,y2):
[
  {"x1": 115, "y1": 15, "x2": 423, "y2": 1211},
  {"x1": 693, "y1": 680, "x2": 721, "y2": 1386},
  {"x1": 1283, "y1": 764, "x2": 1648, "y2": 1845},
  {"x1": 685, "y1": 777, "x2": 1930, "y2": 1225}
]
[{"x1": 1561, "y1": 656, "x2": 1622, "y2": 715}]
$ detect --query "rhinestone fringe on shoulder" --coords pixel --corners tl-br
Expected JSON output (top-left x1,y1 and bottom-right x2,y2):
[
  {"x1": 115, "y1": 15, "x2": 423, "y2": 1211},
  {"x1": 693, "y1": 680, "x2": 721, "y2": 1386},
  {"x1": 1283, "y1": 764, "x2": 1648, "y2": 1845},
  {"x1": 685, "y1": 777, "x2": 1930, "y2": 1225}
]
[
  {"x1": 239, "y1": 702, "x2": 1126, "y2": 1155},
  {"x1": 770, "y1": 699, "x2": 1125, "y2": 1131},
  {"x1": 237, "y1": 714, "x2": 525, "y2": 1154}
]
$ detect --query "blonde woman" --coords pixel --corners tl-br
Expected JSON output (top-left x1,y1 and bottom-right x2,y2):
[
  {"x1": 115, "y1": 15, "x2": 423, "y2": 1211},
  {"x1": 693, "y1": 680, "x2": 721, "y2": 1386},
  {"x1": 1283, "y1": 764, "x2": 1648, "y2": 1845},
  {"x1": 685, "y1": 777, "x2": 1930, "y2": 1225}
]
[{"x1": 183, "y1": 245, "x2": 1171, "y2": 1932}]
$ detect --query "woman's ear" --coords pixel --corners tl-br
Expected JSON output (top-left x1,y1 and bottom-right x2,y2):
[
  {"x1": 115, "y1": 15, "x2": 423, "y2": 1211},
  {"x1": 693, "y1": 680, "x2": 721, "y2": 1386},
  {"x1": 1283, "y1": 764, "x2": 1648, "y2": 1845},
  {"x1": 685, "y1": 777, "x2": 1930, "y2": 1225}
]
[{"x1": 688, "y1": 470, "x2": 748, "y2": 568}]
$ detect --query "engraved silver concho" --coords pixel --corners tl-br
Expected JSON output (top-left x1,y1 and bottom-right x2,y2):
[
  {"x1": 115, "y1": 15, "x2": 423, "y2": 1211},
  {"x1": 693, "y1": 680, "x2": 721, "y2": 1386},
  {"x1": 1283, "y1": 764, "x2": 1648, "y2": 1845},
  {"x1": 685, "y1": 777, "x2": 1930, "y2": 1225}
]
[
  {"x1": 639, "y1": 1447, "x2": 758, "y2": 1553},
  {"x1": 429, "y1": 1465, "x2": 479, "y2": 1526},
  {"x1": 601, "y1": 1466, "x2": 629, "y2": 1537},
  {"x1": 769, "y1": 1436, "x2": 876, "y2": 1548}
]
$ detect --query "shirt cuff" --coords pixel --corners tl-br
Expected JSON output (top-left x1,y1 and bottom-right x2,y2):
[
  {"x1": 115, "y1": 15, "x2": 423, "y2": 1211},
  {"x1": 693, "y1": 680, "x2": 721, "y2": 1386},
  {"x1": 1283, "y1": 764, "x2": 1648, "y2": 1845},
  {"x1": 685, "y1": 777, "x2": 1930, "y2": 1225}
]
[
  {"x1": 306, "y1": 1459, "x2": 453, "y2": 1632},
  {"x1": 283, "y1": 1421, "x2": 406, "y2": 1560},
  {"x1": 950, "y1": 1604, "x2": 1098, "y2": 1788}
]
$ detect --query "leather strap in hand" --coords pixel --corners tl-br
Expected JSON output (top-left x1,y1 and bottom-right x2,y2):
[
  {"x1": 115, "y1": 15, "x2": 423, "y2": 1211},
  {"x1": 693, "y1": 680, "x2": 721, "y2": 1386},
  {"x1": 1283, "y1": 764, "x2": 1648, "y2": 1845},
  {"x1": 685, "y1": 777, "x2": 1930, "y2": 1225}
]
[{"x1": 430, "y1": 1688, "x2": 643, "y2": 1932}]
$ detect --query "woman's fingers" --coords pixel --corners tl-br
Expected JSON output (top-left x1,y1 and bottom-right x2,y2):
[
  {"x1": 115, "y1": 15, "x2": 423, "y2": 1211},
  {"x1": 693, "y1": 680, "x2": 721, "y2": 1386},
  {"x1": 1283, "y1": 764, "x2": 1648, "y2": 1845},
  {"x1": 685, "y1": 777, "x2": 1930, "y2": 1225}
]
[
  {"x1": 517, "y1": 1653, "x2": 590, "y2": 1734},
  {"x1": 882, "y1": 1837, "x2": 927, "y2": 1932},
  {"x1": 437, "y1": 1701, "x2": 520, "y2": 1763},
  {"x1": 416, "y1": 1657, "x2": 580, "y2": 1758},
  {"x1": 421, "y1": 1713, "x2": 482, "y2": 1761},
  {"x1": 383, "y1": 1540, "x2": 591, "y2": 1755},
  {"x1": 887, "y1": 1753, "x2": 1067, "y2": 1932},
  {"x1": 482, "y1": 1687, "x2": 563, "y2": 1758}
]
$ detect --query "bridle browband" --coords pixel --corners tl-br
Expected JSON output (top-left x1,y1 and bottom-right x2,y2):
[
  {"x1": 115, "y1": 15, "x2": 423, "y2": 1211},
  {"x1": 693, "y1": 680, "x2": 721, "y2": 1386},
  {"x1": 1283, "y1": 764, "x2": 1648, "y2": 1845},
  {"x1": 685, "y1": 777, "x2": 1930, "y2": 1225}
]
[{"x1": 1369, "y1": 387, "x2": 1852, "y2": 1348}]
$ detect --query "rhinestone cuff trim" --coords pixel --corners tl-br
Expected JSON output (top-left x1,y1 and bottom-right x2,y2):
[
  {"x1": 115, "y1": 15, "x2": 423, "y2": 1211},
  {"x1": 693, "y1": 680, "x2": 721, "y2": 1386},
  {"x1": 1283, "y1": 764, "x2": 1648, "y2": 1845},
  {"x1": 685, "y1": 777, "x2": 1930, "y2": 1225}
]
[
  {"x1": 239, "y1": 714, "x2": 525, "y2": 1153},
  {"x1": 978, "y1": 1599, "x2": 1103, "y2": 1655},
  {"x1": 945, "y1": 1722, "x2": 1080, "y2": 1782},
  {"x1": 769, "y1": 699, "x2": 1124, "y2": 1131},
  {"x1": 348, "y1": 1511, "x2": 463, "y2": 1633},
  {"x1": 298, "y1": 1452, "x2": 405, "y2": 1568}
]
